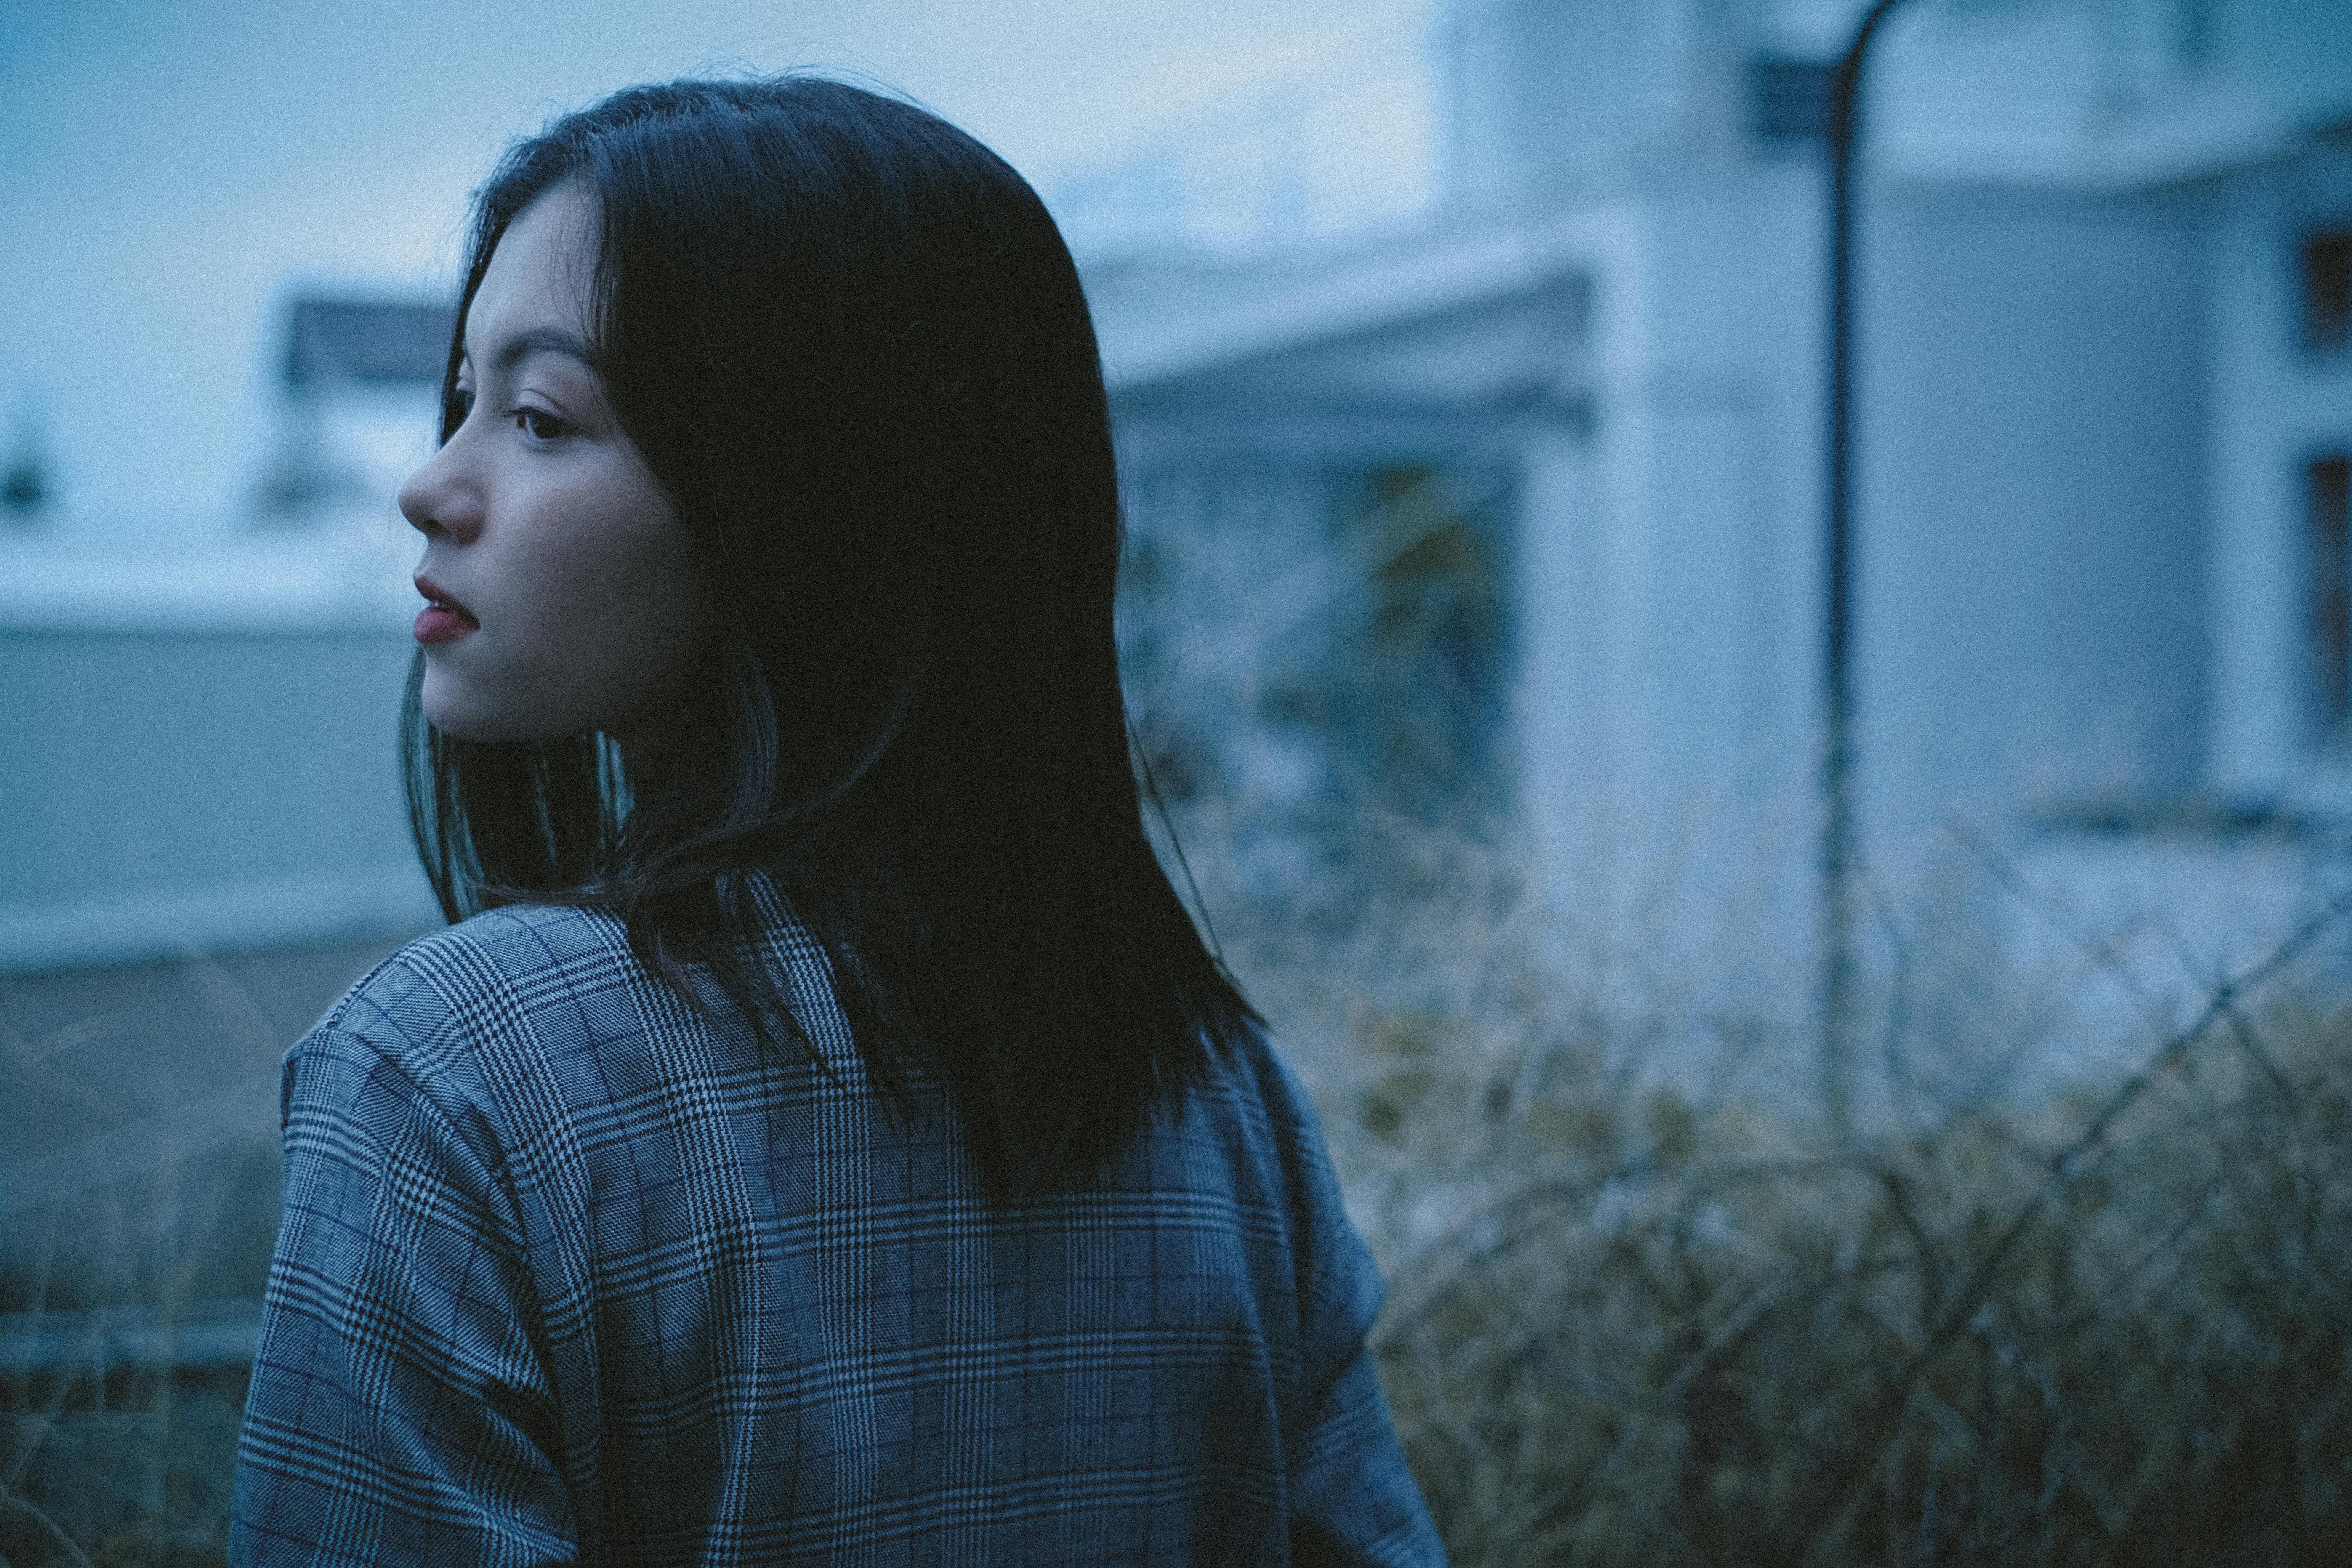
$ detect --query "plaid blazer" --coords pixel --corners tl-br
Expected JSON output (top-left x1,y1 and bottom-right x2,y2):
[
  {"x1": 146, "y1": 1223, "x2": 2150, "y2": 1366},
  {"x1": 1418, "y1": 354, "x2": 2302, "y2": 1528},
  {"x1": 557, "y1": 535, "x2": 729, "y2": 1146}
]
[{"x1": 229, "y1": 894, "x2": 1445, "y2": 1565}]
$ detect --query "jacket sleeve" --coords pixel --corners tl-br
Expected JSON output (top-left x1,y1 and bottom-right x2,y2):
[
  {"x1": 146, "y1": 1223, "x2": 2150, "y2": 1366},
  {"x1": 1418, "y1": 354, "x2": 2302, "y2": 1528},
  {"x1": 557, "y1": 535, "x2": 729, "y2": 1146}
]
[
  {"x1": 1282, "y1": 1097, "x2": 1451, "y2": 1566},
  {"x1": 229, "y1": 1025, "x2": 577, "y2": 1567}
]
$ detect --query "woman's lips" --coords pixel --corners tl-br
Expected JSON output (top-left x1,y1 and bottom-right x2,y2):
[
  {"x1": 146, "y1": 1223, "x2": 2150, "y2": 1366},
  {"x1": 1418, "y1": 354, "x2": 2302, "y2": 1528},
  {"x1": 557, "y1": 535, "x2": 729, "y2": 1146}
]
[
  {"x1": 413, "y1": 576, "x2": 479, "y2": 644},
  {"x1": 414, "y1": 604, "x2": 477, "y2": 644}
]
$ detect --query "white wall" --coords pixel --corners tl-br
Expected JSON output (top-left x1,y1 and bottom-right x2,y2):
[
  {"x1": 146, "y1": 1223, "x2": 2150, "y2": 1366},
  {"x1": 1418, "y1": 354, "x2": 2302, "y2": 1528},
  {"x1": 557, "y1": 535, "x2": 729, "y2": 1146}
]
[
  {"x1": 1514, "y1": 166, "x2": 1825, "y2": 1026},
  {"x1": 0, "y1": 536, "x2": 432, "y2": 973},
  {"x1": 1859, "y1": 184, "x2": 2212, "y2": 859}
]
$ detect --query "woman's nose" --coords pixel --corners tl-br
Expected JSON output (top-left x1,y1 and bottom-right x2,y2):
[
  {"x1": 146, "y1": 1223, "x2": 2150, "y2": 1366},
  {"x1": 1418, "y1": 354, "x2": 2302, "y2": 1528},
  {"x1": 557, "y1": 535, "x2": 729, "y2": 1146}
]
[{"x1": 397, "y1": 436, "x2": 483, "y2": 543}]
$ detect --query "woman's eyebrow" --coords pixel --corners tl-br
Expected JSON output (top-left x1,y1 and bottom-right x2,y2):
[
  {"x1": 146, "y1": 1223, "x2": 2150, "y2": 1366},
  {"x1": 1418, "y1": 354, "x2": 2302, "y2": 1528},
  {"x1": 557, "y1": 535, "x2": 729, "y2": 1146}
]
[{"x1": 461, "y1": 327, "x2": 594, "y2": 374}]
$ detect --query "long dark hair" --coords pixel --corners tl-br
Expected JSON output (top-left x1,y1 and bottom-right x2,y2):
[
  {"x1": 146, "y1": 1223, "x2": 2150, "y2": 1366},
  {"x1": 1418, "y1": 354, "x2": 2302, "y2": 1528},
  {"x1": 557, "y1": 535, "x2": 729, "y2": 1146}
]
[{"x1": 403, "y1": 76, "x2": 1258, "y2": 1197}]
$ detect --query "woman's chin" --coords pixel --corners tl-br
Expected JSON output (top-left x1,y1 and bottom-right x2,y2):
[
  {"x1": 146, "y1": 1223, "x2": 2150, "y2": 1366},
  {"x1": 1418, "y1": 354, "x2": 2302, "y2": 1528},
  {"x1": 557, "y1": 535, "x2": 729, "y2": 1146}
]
[{"x1": 421, "y1": 700, "x2": 552, "y2": 745}]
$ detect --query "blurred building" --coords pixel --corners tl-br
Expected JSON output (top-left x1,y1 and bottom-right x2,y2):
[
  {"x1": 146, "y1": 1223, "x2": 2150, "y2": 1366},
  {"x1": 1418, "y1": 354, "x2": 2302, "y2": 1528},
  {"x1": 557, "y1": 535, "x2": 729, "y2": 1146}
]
[
  {"x1": 1071, "y1": 0, "x2": 2352, "y2": 1055},
  {"x1": 0, "y1": 297, "x2": 442, "y2": 977},
  {"x1": 9, "y1": 2, "x2": 2352, "y2": 1281},
  {"x1": 1, "y1": 298, "x2": 440, "y2": 1337},
  {"x1": 255, "y1": 296, "x2": 455, "y2": 522}
]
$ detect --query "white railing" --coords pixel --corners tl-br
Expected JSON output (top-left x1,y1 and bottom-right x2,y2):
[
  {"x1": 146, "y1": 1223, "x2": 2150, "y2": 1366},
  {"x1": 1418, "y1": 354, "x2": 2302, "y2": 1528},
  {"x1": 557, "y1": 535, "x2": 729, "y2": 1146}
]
[{"x1": 1048, "y1": 36, "x2": 1447, "y2": 261}]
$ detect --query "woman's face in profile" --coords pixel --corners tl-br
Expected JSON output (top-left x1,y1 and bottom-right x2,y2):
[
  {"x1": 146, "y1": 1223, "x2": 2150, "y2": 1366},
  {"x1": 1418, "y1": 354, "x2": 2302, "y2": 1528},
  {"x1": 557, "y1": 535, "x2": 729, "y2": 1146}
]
[{"x1": 397, "y1": 181, "x2": 707, "y2": 756}]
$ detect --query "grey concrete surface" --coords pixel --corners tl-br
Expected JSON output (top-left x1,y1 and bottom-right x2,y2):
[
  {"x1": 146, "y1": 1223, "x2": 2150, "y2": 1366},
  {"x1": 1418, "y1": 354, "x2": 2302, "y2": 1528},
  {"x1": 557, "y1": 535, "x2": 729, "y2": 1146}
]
[{"x1": 0, "y1": 934, "x2": 419, "y2": 1316}]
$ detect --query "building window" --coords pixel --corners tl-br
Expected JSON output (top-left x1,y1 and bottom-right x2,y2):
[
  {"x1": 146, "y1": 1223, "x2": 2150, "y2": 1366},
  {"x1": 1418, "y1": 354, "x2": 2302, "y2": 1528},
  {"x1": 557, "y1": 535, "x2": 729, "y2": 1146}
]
[
  {"x1": 1319, "y1": 465, "x2": 1514, "y2": 814},
  {"x1": 2310, "y1": 454, "x2": 2351, "y2": 745},
  {"x1": 2304, "y1": 229, "x2": 2352, "y2": 353}
]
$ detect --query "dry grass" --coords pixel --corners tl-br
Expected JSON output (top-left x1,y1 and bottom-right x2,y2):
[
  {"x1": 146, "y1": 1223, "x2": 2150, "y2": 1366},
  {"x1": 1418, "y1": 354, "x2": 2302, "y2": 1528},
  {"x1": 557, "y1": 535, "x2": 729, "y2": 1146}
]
[
  {"x1": 1184, "y1": 799, "x2": 2352, "y2": 1568},
  {"x1": 0, "y1": 940, "x2": 401, "y2": 1567},
  {"x1": 1, "y1": 1365, "x2": 246, "y2": 1568}
]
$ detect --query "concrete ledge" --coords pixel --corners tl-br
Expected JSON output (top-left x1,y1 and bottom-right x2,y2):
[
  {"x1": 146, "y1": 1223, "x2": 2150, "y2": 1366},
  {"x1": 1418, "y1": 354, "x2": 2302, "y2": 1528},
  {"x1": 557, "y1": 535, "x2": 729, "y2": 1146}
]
[
  {"x1": 0, "y1": 864, "x2": 437, "y2": 976},
  {"x1": 0, "y1": 532, "x2": 417, "y2": 635}
]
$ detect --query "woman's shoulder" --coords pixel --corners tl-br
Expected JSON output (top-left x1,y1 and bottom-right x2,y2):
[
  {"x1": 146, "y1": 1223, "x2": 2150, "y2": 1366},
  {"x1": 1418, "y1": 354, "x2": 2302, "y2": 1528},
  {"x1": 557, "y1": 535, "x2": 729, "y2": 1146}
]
[
  {"x1": 1171, "y1": 1026, "x2": 1363, "y2": 1225},
  {"x1": 301, "y1": 901, "x2": 638, "y2": 1078},
  {"x1": 1193, "y1": 1020, "x2": 1336, "y2": 1153}
]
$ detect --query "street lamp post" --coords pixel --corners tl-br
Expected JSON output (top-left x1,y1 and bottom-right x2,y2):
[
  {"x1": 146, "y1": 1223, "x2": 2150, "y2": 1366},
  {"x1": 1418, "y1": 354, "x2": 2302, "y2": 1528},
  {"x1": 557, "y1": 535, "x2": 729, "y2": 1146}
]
[{"x1": 1820, "y1": 0, "x2": 1909, "y2": 1138}]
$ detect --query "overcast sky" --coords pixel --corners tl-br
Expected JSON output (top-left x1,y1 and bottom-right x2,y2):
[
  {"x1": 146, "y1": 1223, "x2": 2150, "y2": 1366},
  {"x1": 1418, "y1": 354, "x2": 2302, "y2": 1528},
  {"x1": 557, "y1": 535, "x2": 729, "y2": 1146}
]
[{"x1": 0, "y1": 0, "x2": 1433, "y2": 529}]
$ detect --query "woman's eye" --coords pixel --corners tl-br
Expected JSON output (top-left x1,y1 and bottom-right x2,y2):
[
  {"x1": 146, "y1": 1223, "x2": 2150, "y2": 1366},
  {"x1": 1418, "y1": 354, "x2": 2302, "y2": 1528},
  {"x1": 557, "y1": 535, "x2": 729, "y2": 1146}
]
[
  {"x1": 515, "y1": 407, "x2": 566, "y2": 442},
  {"x1": 446, "y1": 388, "x2": 476, "y2": 424}
]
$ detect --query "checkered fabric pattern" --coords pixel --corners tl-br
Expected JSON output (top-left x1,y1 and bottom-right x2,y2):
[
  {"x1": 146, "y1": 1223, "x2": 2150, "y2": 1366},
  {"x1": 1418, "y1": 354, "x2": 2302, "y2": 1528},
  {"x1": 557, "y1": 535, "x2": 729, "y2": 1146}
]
[{"x1": 229, "y1": 893, "x2": 1445, "y2": 1565}]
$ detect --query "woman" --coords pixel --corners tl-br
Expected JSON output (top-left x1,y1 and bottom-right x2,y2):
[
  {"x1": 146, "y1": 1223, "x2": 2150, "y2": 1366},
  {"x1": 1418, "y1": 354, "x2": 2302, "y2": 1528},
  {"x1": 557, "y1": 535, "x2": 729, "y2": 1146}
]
[{"x1": 229, "y1": 77, "x2": 1442, "y2": 1565}]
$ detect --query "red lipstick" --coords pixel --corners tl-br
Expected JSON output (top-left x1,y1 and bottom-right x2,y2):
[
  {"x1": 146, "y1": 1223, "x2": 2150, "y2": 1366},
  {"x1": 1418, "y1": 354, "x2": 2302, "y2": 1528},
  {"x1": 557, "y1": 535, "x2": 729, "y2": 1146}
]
[{"x1": 413, "y1": 576, "x2": 479, "y2": 644}]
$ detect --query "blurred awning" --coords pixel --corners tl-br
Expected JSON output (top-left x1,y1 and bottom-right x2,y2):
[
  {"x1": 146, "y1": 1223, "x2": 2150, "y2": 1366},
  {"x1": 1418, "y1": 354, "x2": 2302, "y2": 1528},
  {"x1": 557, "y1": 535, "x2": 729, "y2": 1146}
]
[{"x1": 282, "y1": 297, "x2": 455, "y2": 390}]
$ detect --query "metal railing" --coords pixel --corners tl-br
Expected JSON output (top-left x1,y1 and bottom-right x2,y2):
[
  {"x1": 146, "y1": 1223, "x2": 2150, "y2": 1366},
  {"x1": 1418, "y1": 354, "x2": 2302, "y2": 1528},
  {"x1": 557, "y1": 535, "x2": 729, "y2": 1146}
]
[{"x1": 1048, "y1": 36, "x2": 1445, "y2": 260}]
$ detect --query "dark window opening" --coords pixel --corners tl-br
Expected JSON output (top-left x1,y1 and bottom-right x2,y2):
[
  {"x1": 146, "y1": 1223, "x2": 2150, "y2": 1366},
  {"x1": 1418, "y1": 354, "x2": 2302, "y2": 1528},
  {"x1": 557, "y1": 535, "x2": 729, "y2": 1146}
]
[
  {"x1": 282, "y1": 298, "x2": 456, "y2": 389},
  {"x1": 1112, "y1": 464, "x2": 1514, "y2": 834},
  {"x1": 2303, "y1": 229, "x2": 2352, "y2": 353},
  {"x1": 1747, "y1": 58, "x2": 1835, "y2": 150},
  {"x1": 2309, "y1": 453, "x2": 2350, "y2": 745},
  {"x1": 1327, "y1": 465, "x2": 1514, "y2": 814}
]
